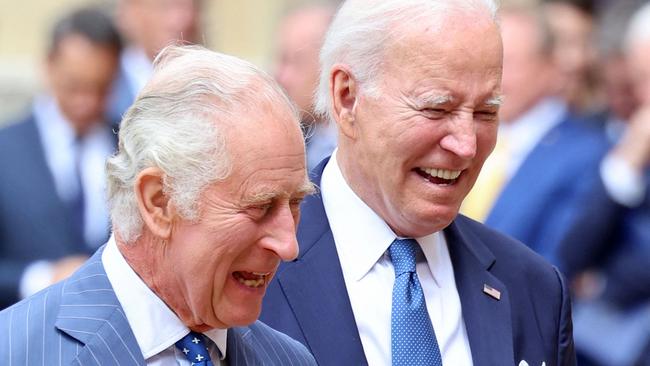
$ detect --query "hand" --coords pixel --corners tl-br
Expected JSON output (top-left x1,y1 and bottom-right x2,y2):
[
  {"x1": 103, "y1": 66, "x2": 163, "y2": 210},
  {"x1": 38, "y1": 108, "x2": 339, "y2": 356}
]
[
  {"x1": 612, "y1": 105, "x2": 650, "y2": 172},
  {"x1": 571, "y1": 270, "x2": 606, "y2": 301},
  {"x1": 51, "y1": 255, "x2": 88, "y2": 283}
]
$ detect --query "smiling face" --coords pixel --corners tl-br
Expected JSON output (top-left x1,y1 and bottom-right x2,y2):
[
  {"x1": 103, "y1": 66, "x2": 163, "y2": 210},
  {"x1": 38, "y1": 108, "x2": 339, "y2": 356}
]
[
  {"x1": 160, "y1": 103, "x2": 311, "y2": 330},
  {"x1": 337, "y1": 14, "x2": 503, "y2": 237}
]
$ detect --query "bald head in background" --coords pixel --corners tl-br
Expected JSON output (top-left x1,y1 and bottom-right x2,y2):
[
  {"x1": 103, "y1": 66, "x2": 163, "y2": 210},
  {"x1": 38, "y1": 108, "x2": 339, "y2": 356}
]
[
  {"x1": 275, "y1": 4, "x2": 338, "y2": 172},
  {"x1": 275, "y1": 4, "x2": 334, "y2": 122}
]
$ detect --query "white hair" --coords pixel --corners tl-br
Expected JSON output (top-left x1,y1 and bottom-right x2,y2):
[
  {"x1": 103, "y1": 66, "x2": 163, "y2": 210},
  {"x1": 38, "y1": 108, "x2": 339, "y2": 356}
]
[
  {"x1": 107, "y1": 45, "x2": 298, "y2": 243},
  {"x1": 314, "y1": 0, "x2": 499, "y2": 123},
  {"x1": 624, "y1": 2, "x2": 650, "y2": 53}
]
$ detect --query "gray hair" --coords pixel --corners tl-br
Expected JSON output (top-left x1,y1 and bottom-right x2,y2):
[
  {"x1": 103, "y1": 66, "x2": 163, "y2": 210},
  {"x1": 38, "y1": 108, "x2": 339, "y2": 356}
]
[
  {"x1": 624, "y1": 2, "x2": 650, "y2": 53},
  {"x1": 314, "y1": 0, "x2": 499, "y2": 123},
  {"x1": 107, "y1": 45, "x2": 298, "y2": 243}
]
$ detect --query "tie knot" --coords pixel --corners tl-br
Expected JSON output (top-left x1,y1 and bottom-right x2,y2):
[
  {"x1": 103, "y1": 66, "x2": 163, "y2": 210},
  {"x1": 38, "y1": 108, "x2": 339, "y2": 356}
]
[
  {"x1": 175, "y1": 331, "x2": 213, "y2": 365},
  {"x1": 389, "y1": 238, "x2": 419, "y2": 276}
]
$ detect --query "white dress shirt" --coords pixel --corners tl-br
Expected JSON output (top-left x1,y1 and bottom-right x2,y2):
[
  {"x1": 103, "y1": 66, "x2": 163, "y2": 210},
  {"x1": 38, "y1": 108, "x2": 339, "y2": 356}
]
[
  {"x1": 321, "y1": 151, "x2": 473, "y2": 365},
  {"x1": 102, "y1": 236, "x2": 227, "y2": 365},
  {"x1": 34, "y1": 95, "x2": 113, "y2": 247},
  {"x1": 20, "y1": 96, "x2": 114, "y2": 298},
  {"x1": 498, "y1": 97, "x2": 568, "y2": 179},
  {"x1": 121, "y1": 46, "x2": 154, "y2": 97}
]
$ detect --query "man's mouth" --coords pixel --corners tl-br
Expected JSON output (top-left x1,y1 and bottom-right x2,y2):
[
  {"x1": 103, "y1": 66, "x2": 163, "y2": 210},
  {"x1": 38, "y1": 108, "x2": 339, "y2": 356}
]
[
  {"x1": 416, "y1": 167, "x2": 462, "y2": 185},
  {"x1": 232, "y1": 271, "x2": 271, "y2": 288}
]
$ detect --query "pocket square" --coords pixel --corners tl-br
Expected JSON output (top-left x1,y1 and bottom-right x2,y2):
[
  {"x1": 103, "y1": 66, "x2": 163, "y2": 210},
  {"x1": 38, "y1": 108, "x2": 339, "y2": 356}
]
[{"x1": 518, "y1": 361, "x2": 546, "y2": 366}]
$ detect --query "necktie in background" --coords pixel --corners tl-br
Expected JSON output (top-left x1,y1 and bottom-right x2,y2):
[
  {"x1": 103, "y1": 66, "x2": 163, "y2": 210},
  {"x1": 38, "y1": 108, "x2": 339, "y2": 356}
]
[
  {"x1": 389, "y1": 238, "x2": 443, "y2": 366},
  {"x1": 69, "y1": 137, "x2": 85, "y2": 246},
  {"x1": 175, "y1": 331, "x2": 214, "y2": 366},
  {"x1": 462, "y1": 135, "x2": 510, "y2": 222}
]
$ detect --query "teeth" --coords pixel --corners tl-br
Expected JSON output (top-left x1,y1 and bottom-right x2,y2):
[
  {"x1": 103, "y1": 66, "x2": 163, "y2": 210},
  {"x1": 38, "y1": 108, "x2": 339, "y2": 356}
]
[
  {"x1": 238, "y1": 277, "x2": 265, "y2": 288},
  {"x1": 234, "y1": 271, "x2": 268, "y2": 288},
  {"x1": 421, "y1": 168, "x2": 461, "y2": 180}
]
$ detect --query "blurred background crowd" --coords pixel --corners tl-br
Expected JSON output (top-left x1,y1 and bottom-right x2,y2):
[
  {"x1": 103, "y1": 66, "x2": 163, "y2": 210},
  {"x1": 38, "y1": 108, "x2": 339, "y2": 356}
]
[{"x1": 0, "y1": 0, "x2": 648, "y2": 365}]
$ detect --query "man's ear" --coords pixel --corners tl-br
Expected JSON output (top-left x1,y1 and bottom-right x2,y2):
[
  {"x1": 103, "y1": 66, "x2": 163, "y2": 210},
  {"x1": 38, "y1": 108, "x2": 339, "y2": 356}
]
[
  {"x1": 330, "y1": 64, "x2": 359, "y2": 139},
  {"x1": 134, "y1": 167, "x2": 175, "y2": 239}
]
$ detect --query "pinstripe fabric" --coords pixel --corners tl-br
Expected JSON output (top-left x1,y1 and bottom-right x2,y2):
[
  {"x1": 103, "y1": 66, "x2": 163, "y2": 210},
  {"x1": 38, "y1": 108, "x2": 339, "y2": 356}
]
[{"x1": 0, "y1": 246, "x2": 316, "y2": 366}]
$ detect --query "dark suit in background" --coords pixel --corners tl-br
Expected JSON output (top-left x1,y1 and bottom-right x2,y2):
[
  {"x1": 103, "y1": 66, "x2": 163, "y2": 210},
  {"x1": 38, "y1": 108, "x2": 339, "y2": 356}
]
[{"x1": 485, "y1": 114, "x2": 608, "y2": 263}]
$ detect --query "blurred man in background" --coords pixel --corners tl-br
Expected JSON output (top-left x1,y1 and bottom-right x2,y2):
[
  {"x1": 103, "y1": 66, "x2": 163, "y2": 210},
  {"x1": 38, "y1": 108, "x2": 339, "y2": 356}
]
[
  {"x1": 544, "y1": 0, "x2": 600, "y2": 115},
  {"x1": 0, "y1": 7, "x2": 120, "y2": 309},
  {"x1": 275, "y1": 3, "x2": 337, "y2": 172},
  {"x1": 462, "y1": 1, "x2": 607, "y2": 264},
  {"x1": 107, "y1": 0, "x2": 201, "y2": 123},
  {"x1": 559, "y1": 2, "x2": 650, "y2": 364}
]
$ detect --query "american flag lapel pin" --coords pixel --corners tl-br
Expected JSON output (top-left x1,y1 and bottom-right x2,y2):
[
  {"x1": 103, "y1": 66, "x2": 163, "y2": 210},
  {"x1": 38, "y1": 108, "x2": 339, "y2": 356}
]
[{"x1": 483, "y1": 284, "x2": 501, "y2": 300}]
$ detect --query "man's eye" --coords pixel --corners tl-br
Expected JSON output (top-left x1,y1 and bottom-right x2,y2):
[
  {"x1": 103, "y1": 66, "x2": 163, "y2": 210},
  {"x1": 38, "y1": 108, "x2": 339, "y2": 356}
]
[
  {"x1": 474, "y1": 111, "x2": 498, "y2": 121},
  {"x1": 248, "y1": 203, "x2": 272, "y2": 219},
  {"x1": 422, "y1": 108, "x2": 447, "y2": 118}
]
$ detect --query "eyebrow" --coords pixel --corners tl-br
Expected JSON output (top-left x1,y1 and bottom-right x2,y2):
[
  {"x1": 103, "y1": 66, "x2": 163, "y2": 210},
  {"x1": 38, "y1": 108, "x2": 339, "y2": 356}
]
[
  {"x1": 243, "y1": 180, "x2": 316, "y2": 205},
  {"x1": 417, "y1": 94, "x2": 454, "y2": 106},
  {"x1": 485, "y1": 94, "x2": 504, "y2": 107}
]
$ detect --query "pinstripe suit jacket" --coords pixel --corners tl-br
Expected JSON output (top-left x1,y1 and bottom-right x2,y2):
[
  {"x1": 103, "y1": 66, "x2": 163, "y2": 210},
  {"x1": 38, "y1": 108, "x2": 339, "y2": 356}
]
[{"x1": 0, "y1": 247, "x2": 316, "y2": 366}]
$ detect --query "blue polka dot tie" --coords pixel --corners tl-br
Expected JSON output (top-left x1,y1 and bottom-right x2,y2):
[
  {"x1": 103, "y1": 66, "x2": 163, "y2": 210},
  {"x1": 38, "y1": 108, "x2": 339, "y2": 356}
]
[
  {"x1": 175, "y1": 331, "x2": 214, "y2": 366},
  {"x1": 389, "y1": 238, "x2": 443, "y2": 366}
]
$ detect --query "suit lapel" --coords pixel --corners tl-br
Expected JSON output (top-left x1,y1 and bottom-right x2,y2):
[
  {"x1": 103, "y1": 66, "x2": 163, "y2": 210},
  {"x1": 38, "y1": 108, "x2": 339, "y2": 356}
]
[
  {"x1": 276, "y1": 159, "x2": 367, "y2": 365},
  {"x1": 445, "y1": 219, "x2": 514, "y2": 365},
  {"x1": 487, "y1": 118, "x2": 572, "y2": 237},
  {"x1": 23, "y1": 116, "x2": 87, "y2": 253},
  {"x1": 54, "y1": 248, "x2": 144, "y2": 365}
]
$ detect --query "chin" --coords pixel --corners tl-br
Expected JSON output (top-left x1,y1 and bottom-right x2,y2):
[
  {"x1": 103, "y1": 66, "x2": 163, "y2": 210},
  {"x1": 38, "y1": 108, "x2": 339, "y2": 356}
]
[
  {"x1": 402, "y1": 209, "x2": 458, "y2": 237},
  {"x1": 222, "y1": 307, "x2": 262, "y2": 328}
]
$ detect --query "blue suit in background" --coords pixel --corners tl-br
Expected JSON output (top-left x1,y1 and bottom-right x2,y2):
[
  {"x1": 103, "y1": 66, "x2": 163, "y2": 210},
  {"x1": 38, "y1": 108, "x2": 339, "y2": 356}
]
[
  {"x1": 0, "y1": 247, "x2": 317, "y2": 365},
  {"x1": 485, "y1": 115, "x2": 608, "y2": 263},
  {"x1": 559, "y1": 165, "x2": 650, "y2": 365},
  {"x1": 0, "y1": 115, "x2": 114, "y2": 309},
  {"x1": 261, "y1": 160, "x2": 576, "y2": 366}
]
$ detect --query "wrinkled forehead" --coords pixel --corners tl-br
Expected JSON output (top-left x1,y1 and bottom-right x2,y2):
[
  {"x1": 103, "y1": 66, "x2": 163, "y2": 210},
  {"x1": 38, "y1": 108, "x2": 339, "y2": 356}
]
[{"x1": 377, "y1": 13, "x2": 502, "y2": 81}]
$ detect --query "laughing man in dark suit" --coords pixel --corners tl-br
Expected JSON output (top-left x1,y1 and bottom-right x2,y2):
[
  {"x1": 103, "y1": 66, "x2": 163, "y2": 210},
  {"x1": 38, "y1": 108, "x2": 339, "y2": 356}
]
[{"x1": 261, "y1": 0, "x2": 576, "y2": 365}]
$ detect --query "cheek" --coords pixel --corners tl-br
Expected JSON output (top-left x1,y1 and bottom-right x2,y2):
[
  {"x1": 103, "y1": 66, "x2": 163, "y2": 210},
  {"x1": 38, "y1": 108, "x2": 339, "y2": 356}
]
[{"x1": 475, "y1": 125, "x2": 498, "y2": 158}]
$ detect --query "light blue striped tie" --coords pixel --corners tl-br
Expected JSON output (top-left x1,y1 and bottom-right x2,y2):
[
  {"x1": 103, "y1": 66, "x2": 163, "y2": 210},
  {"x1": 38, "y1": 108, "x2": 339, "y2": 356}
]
[{"x1": 389, "y1": 238, "x2": 443, "y2": 366}]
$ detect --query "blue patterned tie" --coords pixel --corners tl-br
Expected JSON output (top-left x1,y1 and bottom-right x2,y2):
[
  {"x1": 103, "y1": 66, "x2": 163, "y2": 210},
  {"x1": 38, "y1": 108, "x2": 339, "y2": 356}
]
[
  {"x1": 175, "y1": 331, "x2": 214, "y2": 365},
  {"x1": 389, "y1": 238, "x2": 443, "y2": 365}
]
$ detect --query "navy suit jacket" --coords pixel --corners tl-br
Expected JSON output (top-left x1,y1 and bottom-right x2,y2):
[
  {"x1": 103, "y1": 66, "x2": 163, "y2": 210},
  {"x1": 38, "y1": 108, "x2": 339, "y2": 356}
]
[
  {"x1": 0, "y1": 115, "x2": 115, "y2": 309},
  {"x1": 485, "y1": 115, "x2": 608, "y2": 263},
  {"x1": 0, "y1": 247, "x2": 317, "y2": 365},
  {"x1": 260, "y1": 159, "x2": 576, "y2": 366},
  {"x1": 559, "y1": 172, "x2": 650, "y2": 306}
]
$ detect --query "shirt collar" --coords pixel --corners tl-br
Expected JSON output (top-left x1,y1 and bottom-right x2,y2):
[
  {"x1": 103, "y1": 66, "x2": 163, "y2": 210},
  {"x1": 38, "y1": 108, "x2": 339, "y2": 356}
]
[
  {"x1": 33, "y1": 94, "x2": 76, "y2": 148},
  {"x1": 500, "y1": 96, "x2": 568, "y2": 157},
  {"x1": 102, "y1": 236, "x2": 228, "y2": 360},
  {"x1": 121, "y1": 46, "x2": 154, "y2": 95},
  {"x1": 322, "y1": 151, "x2": 447, "y2": 285}
]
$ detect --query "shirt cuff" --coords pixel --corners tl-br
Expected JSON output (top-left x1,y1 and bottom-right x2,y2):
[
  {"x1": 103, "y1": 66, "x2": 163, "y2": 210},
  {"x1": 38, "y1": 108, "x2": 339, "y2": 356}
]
[
  {"x1": 19, "y1": 260, "x2": 54, "y2": 299},
  {"x1": 600, "y1": 154, "x2": 646, "y2": 207}
]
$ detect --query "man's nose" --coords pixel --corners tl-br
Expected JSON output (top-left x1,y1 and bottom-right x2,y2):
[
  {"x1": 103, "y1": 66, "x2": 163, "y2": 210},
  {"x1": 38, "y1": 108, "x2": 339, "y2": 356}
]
[
  {"x1": 439, "y1": 114, "x2": 477, "y2": 159},
  {"x1": 260, "y1": 205, "x2": 299, "y2": 261}
]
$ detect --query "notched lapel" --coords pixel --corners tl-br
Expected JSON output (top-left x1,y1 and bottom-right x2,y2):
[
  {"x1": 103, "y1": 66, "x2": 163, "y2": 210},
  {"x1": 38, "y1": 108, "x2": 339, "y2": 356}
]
[
  {"x1": 446, "y1": 220, "x2": 514, "y2": 365},
  {"x1": 227, "y1": 326, "x2": 263, "y2": 366},
  {"x1": 278, "y1": 231, "x2": 367, "y2": 365},
  {"x1": 54, "y1": 251, "x2": 144, "y2": 365}
]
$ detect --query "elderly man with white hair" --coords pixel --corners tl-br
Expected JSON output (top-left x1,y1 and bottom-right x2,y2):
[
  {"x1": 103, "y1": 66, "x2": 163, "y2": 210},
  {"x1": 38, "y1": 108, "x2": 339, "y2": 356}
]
[
  {"x1": 0, "y1": 45, "x2": 317, "y2": 366},
  {"x1": 261, "y1": 0, "x2": 576, "y2": 365}
]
